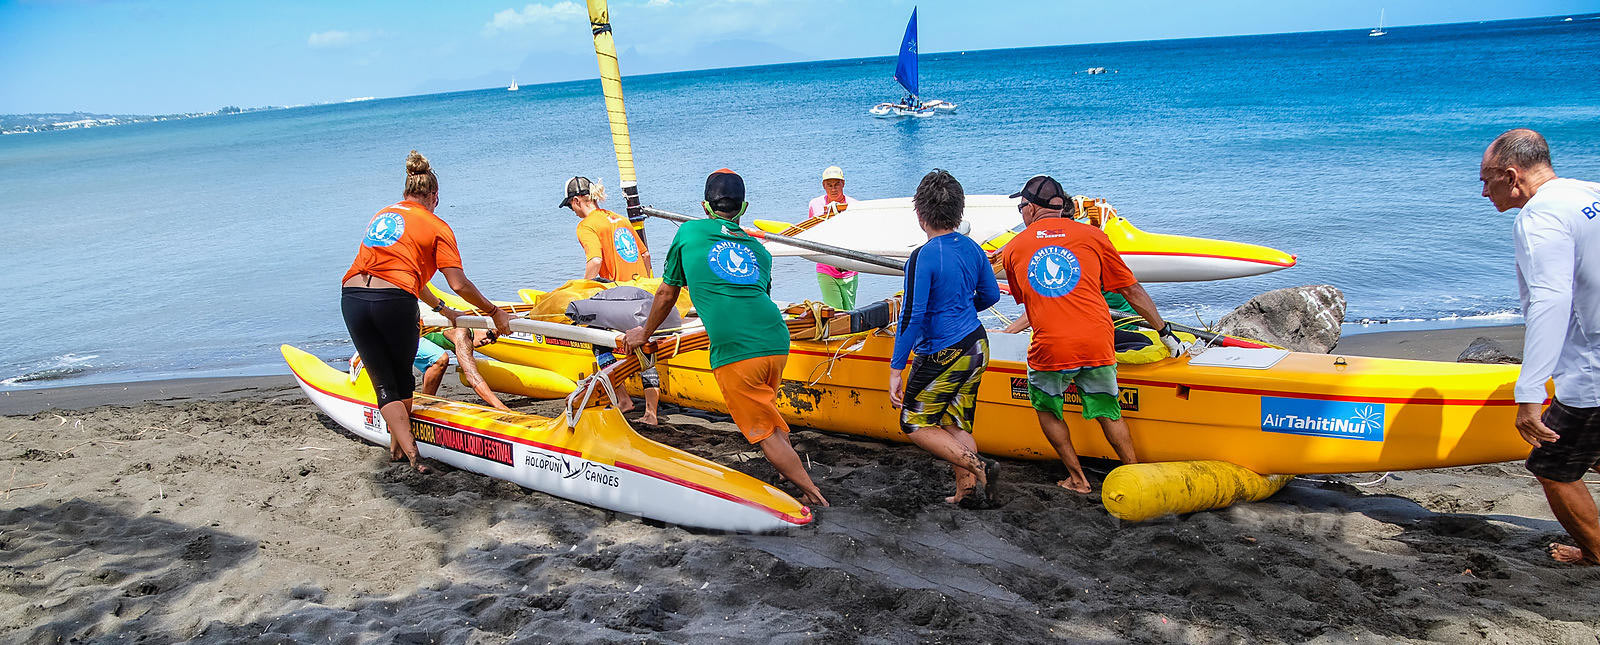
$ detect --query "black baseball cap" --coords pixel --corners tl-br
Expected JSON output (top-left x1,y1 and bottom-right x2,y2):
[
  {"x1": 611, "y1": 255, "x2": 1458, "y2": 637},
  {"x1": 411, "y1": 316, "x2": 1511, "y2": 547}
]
[
  {"x1": 1010, "y1": 174, "x2": 1068, "y2": 210},
  {"x1": 704, "y1": 168, "x2": 745, "y2": 213},
  {"x1": 559, "y1": 176, "x2": 592, "y2": 208}
]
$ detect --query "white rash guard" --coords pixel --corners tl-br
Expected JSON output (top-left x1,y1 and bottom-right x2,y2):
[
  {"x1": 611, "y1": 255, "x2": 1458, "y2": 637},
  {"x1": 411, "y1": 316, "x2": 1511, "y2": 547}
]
[{"x1": 1513, "y1": 177, "x2": 1600, "y2": 406}]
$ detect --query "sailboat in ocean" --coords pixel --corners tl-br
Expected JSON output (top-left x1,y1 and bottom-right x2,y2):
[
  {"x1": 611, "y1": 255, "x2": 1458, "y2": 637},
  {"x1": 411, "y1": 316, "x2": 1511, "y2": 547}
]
[
  {"x1": 1369, "y1": 9, "x2": 1387, "y2": 37},
  {"x1": 508, "y1": 77, "x2": 519, "y2": 91},
  {"x1": 868, "y1": 8, "x2": 955, "y2": 118}
]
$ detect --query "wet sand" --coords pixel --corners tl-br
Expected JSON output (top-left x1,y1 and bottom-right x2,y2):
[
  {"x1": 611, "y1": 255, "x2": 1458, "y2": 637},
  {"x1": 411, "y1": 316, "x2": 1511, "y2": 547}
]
[{"x1": 4, "y1": 323, "x2": 1599, "y2": 643}]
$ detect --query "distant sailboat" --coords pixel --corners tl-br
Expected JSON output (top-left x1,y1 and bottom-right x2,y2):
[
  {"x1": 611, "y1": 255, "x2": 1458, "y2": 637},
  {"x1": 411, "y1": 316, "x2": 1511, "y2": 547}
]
[
  {"x1": 868, "y1": 7, "x2": 955, "y2": 118},
  {"x1": 1369, "y1": 9, "x2": 1387, "y2": 37},
  {"x1": 508, "y1": 77, "x2": 519, "y2": 91}
]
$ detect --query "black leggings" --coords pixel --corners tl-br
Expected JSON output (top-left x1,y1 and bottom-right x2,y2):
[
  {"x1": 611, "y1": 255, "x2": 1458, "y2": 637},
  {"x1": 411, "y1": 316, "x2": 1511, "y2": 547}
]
[{"x1": 342, "y1": 287, "x2": 419, "y2": 407}]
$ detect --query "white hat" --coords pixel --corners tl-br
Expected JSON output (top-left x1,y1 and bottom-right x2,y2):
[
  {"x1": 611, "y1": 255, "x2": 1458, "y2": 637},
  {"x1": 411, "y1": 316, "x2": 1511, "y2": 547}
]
[{"x1": 821, "y1": 166, "x2": 845, "y2": 181}]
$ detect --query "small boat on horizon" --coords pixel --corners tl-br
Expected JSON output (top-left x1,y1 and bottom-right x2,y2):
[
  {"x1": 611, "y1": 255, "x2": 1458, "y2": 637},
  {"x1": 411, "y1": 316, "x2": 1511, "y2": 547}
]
[
  {"x1": 508, "y1": 77, "x2": 519, "y2": 91},
  {"x1": 1369, "y1": 9, "x2": 1387, "y2": 37}
]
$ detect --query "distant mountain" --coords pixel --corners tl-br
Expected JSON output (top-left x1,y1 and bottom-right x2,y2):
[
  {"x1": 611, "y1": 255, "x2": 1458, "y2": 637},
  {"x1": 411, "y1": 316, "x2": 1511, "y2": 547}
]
[{"x1": 1, "y1": 107, "x2": 268, "y2": 135}]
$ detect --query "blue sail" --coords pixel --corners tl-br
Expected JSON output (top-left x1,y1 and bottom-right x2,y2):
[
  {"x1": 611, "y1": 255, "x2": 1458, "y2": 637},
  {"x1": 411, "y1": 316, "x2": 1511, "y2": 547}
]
[{"x1": 893, "y1": 8, "x2": 918, "y2": 99}]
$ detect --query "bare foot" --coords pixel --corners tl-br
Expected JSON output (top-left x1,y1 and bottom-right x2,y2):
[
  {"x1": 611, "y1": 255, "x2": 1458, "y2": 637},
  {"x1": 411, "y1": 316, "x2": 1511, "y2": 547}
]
[
  {"x1": 411, "y1": 461, "x2": 434, "y2": 475},
  {"x1": 616, "y1": 398, "x2": 635, "y2": 413},
  {"x1": 958, "y1": 481, "x2": 994, "y2": 509},
  {"x1": 948, "y1": 466, "x2": 976, "y2": 503},
  {"x1": 1056, "y1": 478, "x2": 1092, "y2": 495},
  {"x1": 801, "y1": 487, "x2": 829, "y2": 507},
  {"x1": 945, "y1": 486, "x2": 974, "y2": 504},
  {"x1": 640, "y1": 413, "x2": 659, "y2": 426},
  {"x1": 1549, "y1": 543, "x2": 1597, "y2": 565}
]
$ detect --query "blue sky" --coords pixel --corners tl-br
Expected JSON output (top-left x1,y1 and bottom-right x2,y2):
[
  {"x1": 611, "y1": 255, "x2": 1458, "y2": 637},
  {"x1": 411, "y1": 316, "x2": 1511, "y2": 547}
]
[{"x1": 3, "y1": 0, "x2": 1595, "y2": 114}]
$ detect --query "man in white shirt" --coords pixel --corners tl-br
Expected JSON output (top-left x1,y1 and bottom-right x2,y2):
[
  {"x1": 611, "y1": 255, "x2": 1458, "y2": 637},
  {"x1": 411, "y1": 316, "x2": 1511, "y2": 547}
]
[{"x1": 1484, "y1": 128, "x2": 1600, "y2": 565}]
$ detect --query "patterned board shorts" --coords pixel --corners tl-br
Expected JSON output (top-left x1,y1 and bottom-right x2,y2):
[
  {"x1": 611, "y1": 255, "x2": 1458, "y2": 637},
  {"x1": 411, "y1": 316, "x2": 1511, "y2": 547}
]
[
  {"x1": 1028, "y1": 364, "x2": 1121, "y2": 421},
  {"x1": 595, "y1": 346, "x2": 661, "y2": 389},
  {"x1": 901, "y1": 327, "x2": 989, "y2": 434},
  {"x1": 1527, "y1": 398, "x2": 1600, "y2": 483}
]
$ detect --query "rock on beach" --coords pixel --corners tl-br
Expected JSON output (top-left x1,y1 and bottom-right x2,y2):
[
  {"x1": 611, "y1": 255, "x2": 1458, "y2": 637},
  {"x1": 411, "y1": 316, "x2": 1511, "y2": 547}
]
[
  {"x1": 1457, "y1": 336, "x2": 1522, "y2": 364},
  {"x1": 1216, "y1": 285, "x2": 1347, "y2": 353}
]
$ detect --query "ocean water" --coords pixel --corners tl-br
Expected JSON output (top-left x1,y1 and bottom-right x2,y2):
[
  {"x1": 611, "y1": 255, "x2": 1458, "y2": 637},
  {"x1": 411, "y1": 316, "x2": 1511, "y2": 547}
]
[{"x1": 4, "y1": 14, "x2": 1599, "y2": 388}]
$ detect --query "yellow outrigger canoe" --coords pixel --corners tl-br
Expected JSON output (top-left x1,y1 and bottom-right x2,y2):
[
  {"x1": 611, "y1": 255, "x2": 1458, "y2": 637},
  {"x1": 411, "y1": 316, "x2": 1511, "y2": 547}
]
[
  {"x1": 281, "y1": 345, "x2": 810, "y2": 532},
  {"x1": 438, "y1": 286, "x2": 1537, "y2": 476}
]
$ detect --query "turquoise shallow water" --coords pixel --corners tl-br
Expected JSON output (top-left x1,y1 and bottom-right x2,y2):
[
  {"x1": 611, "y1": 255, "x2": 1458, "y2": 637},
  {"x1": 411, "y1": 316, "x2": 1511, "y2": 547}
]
[{"x1": 3, "y1": 14, "x2": 1598, "y2": 387}]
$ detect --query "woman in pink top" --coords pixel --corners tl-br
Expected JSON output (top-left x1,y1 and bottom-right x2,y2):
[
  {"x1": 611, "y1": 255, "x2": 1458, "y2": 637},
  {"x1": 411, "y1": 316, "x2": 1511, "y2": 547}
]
[{"x1": 810, "y1": 166, "x2": 859, "y2": 309}]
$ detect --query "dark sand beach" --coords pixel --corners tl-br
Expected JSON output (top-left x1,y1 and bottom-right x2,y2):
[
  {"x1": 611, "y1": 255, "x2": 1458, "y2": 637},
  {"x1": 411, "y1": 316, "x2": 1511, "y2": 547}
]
[{"x1": 4, "y1": 323, "x2": 1599, "y2": 643}]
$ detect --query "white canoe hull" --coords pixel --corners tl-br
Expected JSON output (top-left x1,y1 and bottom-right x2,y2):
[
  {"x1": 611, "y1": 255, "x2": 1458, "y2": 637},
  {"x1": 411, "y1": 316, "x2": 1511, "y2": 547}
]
[
  {"x1": 804, "y1": 248, "x2": 1291, "y2": 282},
  {"x1": 765, "y1": 195, "x2": 1295, "y2": 283}
]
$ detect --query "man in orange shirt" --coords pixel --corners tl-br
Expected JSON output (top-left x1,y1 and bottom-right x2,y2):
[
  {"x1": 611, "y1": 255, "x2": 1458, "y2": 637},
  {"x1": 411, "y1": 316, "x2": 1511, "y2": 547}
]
[
  {"x1": 999, "y1": 175, "x2": 1188, "y2": 494},
  {"x1": 562, "y1": 176, "x2": 659, "y2": 424}
]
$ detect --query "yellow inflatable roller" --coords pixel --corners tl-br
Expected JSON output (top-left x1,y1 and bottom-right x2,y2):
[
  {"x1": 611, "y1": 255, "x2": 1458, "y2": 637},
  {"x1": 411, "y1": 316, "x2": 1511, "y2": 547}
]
[
  {"x1": 1101, "y1": 460, "x2": 1293, "y2": 522},
  {"x1": 466, "y1": 357, "x2": 577, "y2": 399}
]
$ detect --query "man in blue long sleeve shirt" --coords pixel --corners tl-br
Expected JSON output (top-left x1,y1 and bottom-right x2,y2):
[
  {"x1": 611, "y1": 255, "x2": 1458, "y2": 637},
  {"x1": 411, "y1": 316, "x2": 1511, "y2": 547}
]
[
  {"x1": 888, "y1": 170, "x2": 1003, "y2": 508},
  {"x1": 1484, "y1": 128, "x2": 1600, "y2": 565}
]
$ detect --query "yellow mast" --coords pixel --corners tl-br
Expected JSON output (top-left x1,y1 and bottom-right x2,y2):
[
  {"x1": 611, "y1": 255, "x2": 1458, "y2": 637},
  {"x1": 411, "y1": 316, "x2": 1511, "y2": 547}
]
[{"x1": 586, "y1": 0, "x2": 647, "y2": 248}]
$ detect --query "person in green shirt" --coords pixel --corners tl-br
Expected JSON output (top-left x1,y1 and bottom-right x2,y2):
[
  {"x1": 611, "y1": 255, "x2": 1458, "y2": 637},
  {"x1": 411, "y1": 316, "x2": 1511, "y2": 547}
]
[
  {"x1": 420, "y1": 328, "x2": 510, "y2": 411},
  {"x1": 624, "y1": 169, "x2": 828, "y2": 507}
]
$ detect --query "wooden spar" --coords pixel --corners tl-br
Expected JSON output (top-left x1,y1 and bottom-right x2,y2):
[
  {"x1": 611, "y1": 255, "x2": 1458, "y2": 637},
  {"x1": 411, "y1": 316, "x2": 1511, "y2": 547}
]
[
  {"x1": 585, "y1": 0, "x2": 647, "y2": 245},
  {"x1": 420, "y1": 311, "x2": 622, "y2": 347}
]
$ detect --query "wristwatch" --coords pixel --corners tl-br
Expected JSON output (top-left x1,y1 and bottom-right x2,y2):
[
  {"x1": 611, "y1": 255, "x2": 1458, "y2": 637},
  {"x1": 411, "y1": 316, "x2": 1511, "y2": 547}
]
[{"x1": 431, "y1": 301, "x2": 446, "y2": 312}]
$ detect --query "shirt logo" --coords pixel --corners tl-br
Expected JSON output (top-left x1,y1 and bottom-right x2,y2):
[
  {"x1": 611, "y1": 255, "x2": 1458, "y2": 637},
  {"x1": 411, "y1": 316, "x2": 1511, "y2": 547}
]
[
  {"x1": 1026, "y1": 246, "x2": 1081, "y2": 297},
  {"x1": 363, "y1": 213, "x2": 405, "y2": 247},
  {"x1": 1260, "y1": 397, "x2": 1386, "y2": 442},
  {"x1": 707, "y1": 240, "x2": 760, "y2": 284},
  {"x1": 612, "y1": 227, "x2": 640, "y2": 263}
]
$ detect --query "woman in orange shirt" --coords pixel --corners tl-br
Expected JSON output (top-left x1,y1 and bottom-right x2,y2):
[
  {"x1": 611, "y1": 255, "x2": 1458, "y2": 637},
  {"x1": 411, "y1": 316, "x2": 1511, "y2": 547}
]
[{"x1": 341, "y1": 150, "x2": 512, "y2": 473}]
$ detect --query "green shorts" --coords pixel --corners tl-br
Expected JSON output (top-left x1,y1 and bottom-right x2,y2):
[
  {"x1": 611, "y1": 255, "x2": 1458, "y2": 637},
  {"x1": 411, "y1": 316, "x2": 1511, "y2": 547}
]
[{"x1": 1028, "y1": 364, "x2": 1121, "y2": 421}]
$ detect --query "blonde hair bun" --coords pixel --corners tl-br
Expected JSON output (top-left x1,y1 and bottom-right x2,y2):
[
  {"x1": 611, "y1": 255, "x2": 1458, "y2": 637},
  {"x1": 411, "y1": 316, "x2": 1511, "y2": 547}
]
[{"x1": 405, "y1": 150, "x2": 431, "y2": 176}]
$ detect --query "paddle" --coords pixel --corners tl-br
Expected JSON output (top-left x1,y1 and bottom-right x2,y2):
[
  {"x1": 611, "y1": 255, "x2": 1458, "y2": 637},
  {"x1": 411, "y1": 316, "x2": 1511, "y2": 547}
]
[
  {"x1": 641, "y1": 206, "x2": 907, "y2": 273},
  {"x1": 643, "y1": 206, "x2": 1263, "y2": 348}
]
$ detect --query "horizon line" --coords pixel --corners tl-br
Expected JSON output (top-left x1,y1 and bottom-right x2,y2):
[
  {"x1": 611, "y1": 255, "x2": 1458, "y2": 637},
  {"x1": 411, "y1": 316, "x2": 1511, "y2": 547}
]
[{"x1": 10, "y1": 10, "x2": 1594, "y2": 118}]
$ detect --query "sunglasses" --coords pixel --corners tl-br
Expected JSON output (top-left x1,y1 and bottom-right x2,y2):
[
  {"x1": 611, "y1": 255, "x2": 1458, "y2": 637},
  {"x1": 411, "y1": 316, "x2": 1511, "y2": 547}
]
[{"x1": 1018, "y1": 199, "x2": 1064, "y2": 214}]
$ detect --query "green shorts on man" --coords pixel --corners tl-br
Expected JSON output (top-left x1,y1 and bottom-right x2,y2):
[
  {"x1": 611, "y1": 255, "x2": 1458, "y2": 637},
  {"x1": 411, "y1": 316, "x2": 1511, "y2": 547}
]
[{"x1": 1027, "y1": 364, "x2": 1121, "y2": 421}]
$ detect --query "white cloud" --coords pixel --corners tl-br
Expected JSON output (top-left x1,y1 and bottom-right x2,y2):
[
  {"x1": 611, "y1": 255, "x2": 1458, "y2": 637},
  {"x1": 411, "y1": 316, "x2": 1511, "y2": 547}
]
[
  {"x1": 485, "y1": 2, "x2": 586, "y2": 35},
  {"x1": 645, "y1": 0, "x2": 673, "y2": 6},
  {"x1": 307, "y1": 30, "x2": 371, "y2": 48}
]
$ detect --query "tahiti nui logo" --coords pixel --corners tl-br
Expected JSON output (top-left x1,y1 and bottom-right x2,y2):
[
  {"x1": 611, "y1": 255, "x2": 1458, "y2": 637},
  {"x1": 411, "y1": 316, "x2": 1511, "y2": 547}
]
[
  {"x1": 362, "y1": 212, "x2": 405, "y2": 247},
  {"x1": 707, "y1": 240, "x2": 760, "y2": 284},
  {"x1": 612, "y1": 227, "x2": 640, "y2": 263},
  {"x1": 1026, "y1": 246, "x2": 1082, "y2": 297}
]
